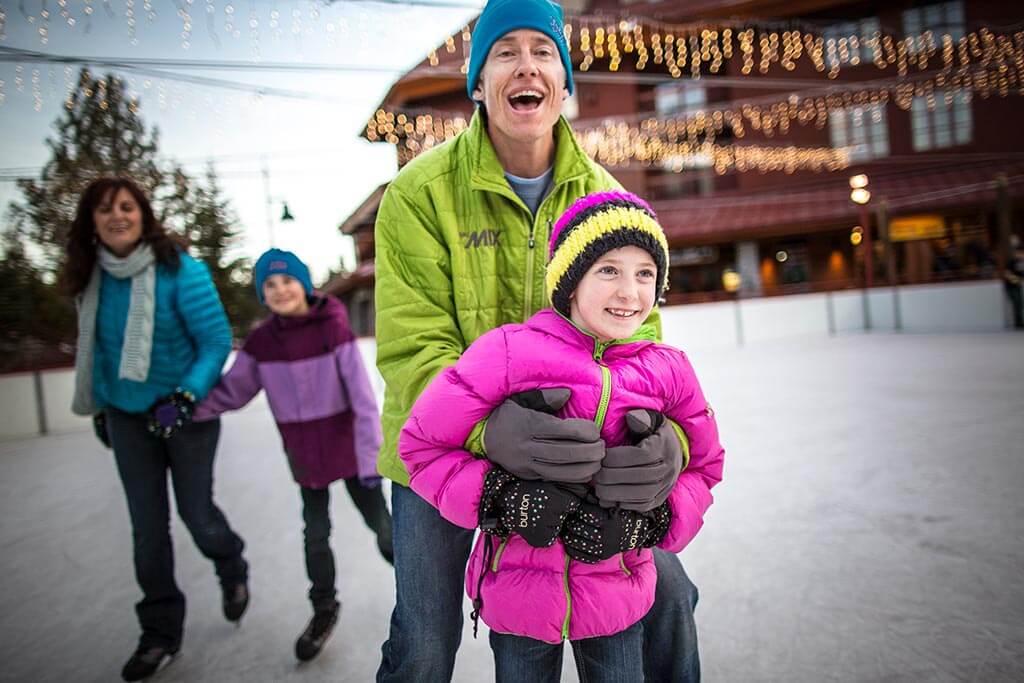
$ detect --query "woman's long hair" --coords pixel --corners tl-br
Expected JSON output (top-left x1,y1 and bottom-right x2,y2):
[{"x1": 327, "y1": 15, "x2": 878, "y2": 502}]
[{"x1": 60, "y1": 176, "x2": 187, "y2": 296}]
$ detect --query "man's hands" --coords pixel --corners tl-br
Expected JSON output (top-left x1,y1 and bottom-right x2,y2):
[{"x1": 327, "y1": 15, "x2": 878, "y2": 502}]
[
  {"x1": 478, "y1": 467, "x2": 581, "y2": 548},
  {"x1": 594, "y1": 409, "x2": 683, "y2": 512},
  {"x1": 484, "y1": 388, "x2": 604, "y2": 484},
  {"x1": 146, "y1": 389, "x2": 196, "y2": 439}
]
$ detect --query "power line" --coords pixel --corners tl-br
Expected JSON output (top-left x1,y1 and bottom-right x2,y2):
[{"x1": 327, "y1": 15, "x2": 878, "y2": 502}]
[
  {"x1": 326, "y1": 0, "x2": 483, "y2": 8},
  {"x1": 0, "y1": 46, "x2": 898, "y2": 92},
  {"x1": 0, "y1": 47, "x2": 374, "y2": 103}
]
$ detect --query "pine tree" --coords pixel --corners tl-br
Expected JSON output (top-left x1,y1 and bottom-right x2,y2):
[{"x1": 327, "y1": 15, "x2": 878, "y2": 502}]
[
  {"x1": 8, "y1": 70, "x2": 164, "y2": 275},
  {"x1": 0, "y1": 233, "x2": 76, "y2": 372},
  {"x1": 186, "y1": 165, "x2": 264, "y2": 337},
  {"x1": 3, "y1": 67, "x2": 263, "y2": 370}
]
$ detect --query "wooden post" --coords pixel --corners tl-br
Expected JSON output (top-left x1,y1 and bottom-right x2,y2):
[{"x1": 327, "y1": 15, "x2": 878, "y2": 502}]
[
  {"x1": 996, "y1": 174, "x2": 1011, "y2": 273},
  {"x1": 876, "y1": 200, "x2": 900, "y2": 331}
]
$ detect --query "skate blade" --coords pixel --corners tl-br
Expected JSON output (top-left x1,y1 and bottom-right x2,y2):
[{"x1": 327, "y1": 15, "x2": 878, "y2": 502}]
[{"x1": 150, "y1": 650, "x2": 180, "y2": 679}]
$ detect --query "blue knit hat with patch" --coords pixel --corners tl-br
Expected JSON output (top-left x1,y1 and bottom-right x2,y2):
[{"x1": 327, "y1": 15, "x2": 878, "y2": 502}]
[
  {"x1": 254, "y1": 248, "x2": 313, "y2": 304},
  {"x1": 466, "y1": 0, "x2": 574, "y2": 100}
]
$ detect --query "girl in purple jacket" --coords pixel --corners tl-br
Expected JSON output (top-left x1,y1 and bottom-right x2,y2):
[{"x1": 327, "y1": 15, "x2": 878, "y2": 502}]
[
  {"x1": 400, "y1": 192, "x2": 725, "y2": 681},
  {"x1": 195, "y1": 248, "x2": 392, "y2": 663}
]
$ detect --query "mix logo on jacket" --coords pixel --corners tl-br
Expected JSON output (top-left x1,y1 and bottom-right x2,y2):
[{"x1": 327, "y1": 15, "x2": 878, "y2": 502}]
[{"x1": 460, "y1": 229, "x2": 501, "y2": 249}]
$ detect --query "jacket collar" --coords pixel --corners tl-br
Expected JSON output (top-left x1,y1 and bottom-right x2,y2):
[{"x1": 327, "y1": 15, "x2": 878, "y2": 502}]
[
  {"x1": 527, "y1": 308, "x2": 658, "y2": 358},
  {"x1": 271, "y1": 293, "x2": 331, "y2": 330},
  {"x1": 468, "y1": 110, "x2": 592, "y2": 197}
]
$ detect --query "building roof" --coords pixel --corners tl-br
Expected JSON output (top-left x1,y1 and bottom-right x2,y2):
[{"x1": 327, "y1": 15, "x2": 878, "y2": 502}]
[
  {"x1": 327, "y1": 158, "x2": 1024, "y2": 290},
  {"x1": 654, "y1": 159, "x2": 1024, "y2": 243},
  {"x1": 338, "y1": 183, "x2": 388, "y2": 235},
  {"x1": 323, "y1": 260, "x2": 376, "y2": 297}
]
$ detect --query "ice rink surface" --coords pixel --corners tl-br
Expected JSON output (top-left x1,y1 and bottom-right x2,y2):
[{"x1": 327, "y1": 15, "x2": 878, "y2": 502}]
[{"x1": 2, "y1": 331, "x2": 1023, "y2": 682}]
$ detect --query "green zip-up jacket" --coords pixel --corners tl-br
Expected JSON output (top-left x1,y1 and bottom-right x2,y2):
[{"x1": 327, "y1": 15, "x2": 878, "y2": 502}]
[{"x1": 374, "y1": 111, "x2": 660, "y2": 485}]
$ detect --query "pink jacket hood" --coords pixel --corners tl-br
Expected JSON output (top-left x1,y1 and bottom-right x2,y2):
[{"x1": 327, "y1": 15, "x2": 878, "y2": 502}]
[{"x1": 399, "y1": 308, "x2": 724, "y2": 643}]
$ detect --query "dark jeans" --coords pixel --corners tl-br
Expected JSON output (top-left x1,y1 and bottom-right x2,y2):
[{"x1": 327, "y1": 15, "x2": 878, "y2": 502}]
[
  {"x1": 376, "y1": 484, "x2": 701, "y2": 682},
  {"x1": 106, "y1": 408, "x2": 247, "y2": 649},
  {"x1": 301, "y1": 477, "x2": 393, "y2": 610},
  {"x1": 490, "y1": 622, "x2": 644, "y2": 683}
]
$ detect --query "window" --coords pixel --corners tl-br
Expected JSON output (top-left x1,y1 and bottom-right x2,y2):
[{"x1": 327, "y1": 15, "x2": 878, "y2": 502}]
[
  {"x1": 829, "y1": 104, "x2": 889, "y2": 162},
  {"x1": 655, "y1": 83, "x2": 706, "y2": 117},
  {"x1": 903, "y1": 1, "x2": 965, "y2": 53},
  {"x1": 911, "y1": 90, "x2": 972, "y2": 151},
  {"x1": 822, "y1": 17, "x2": 881, "y2": 68},
  {"x1": 655, "y1": 83, "x2": 712, "y2": 179}
]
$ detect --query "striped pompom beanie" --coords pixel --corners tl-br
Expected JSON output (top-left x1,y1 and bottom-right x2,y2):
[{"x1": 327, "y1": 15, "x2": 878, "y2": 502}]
[{"x1": 546, "y1": 191, "x2": 670, "y2": 317}]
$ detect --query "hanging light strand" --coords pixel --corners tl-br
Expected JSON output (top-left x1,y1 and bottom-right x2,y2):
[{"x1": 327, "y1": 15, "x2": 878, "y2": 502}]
[{"x1": 363, "y1": 106, "x2": 849, "y2": 174}]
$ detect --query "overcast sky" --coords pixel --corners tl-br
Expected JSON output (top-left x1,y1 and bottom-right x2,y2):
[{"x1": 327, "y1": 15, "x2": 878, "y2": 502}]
[{"x1": 0, "y1": 0, "x2": 482, "y2": 280}]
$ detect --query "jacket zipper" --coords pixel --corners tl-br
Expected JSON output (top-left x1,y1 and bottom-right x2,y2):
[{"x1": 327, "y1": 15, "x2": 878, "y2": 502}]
[
  {"x1": 491, "y1": 537, "x2": 509, "y2": 572},
  {"x1": 520, "y1": 177, "x2": 556, "y2": 320},
  {"x1": 561, "y1": 338, "x2": 615, "y2": 640},
  {"x1": 560, "y1": 554, "x2": 572, "y2": 640}
]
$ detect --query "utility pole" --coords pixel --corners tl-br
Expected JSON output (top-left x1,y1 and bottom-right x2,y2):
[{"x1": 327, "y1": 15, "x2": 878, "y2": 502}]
[{"x1": 262, "y1": 155, "x2": 275, "y2": 247}]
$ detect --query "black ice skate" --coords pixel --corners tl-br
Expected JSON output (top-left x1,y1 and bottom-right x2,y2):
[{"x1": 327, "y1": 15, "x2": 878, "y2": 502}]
[
  {"x1": 295, "y1": 602, "x2": 341, "y2": 662},
  {"x1": 222, "y1": 581, "x2": 249, "y2": 624},
  {"x1": 120, "y1": 643, "x2": 178, "y2": 681}
]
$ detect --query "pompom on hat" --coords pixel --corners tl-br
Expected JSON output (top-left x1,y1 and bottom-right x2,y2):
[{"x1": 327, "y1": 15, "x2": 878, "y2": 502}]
[{"x1": 546, "y1": 191, "x2": 670, "y2": 317}]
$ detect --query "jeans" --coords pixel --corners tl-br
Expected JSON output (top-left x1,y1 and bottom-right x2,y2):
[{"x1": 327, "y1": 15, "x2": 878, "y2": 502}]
[
  {"x1": 106, "y1": 408, "x2": 247, "y2": 649},
  {"x1": 490, "y1": 622, "x2": 644, "y2": 683},
  {"x1": 376, "y1": 484, "x2": 701, "y2": 682},
  {"x1": 301, "y1": 477, "x2": 393, "y2": 610}
]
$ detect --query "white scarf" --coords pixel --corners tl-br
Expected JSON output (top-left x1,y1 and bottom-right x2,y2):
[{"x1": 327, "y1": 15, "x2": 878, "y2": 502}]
[{"x1": 71, "y1": 244, "x2": 157, "y2": 416}]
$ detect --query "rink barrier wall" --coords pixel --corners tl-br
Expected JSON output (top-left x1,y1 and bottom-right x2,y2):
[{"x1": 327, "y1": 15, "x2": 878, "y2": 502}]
[{"x1": 0, "y1": 280, "x2": 1011, "y2": 440}]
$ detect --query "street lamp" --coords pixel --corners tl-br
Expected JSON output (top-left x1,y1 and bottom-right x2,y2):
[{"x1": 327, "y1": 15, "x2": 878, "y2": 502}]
[
  {"x1": 850, "y1": 174, "x2": 872, "y2": 289},
  {"x1": 261, "y1": 157, "x2": 295, "y2": 247}
]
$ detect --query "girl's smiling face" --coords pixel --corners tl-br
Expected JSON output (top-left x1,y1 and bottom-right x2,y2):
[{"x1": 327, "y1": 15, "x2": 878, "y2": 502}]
[
  {"x1": 262, "y1": 274, "x2": 309, "y2": 317},
  {"x1": 569, "y1": 246, "x2": 657, "y2": 342}
]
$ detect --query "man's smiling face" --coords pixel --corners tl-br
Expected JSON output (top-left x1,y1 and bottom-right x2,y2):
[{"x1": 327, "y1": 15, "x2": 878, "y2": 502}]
[{"x1": 472, "y1": 29, "x2": 568, "y2": 148}]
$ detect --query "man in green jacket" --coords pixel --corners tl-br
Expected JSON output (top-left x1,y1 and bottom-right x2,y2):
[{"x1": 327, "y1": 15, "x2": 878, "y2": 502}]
[{"x1": 374, "y1": 0, "x2": 700, "y2": 679}]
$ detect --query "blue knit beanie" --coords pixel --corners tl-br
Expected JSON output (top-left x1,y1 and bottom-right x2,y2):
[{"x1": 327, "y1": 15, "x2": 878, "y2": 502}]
[
  {"x1": 254, "y1": 248, "x2": 313, "y2": 304},
  {"x1": 466, "y1": 0, "x2": 574, "y2": 100}
]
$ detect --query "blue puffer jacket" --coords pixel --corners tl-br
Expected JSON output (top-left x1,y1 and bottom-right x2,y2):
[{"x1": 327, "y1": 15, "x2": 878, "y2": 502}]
[{"x1": 93, "y1": 250, "x2": 232, "y2": 413}]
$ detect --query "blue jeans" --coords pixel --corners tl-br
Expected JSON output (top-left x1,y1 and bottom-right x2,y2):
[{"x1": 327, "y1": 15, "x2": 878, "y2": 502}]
[
  {"x1": 106, "y1": 408, "x2": 247, "y2": 648},
  {"x1": 490, "y1": 622, "x2": 643, "y2": 683},
  {"x1": 376, "y1": 484, "x2": 701, "y2": 682}
]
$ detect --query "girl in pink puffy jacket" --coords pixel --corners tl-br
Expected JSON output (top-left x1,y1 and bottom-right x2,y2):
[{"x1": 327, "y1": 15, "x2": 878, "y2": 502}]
[{"x1": 399, "y1": 191, "x2": 724, "y2": 681}]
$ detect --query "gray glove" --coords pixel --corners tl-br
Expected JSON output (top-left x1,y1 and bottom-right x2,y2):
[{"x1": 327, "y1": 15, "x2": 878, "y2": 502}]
[
  {"x1": 483, "y1": 388, "x2": 605, "y2": 484},
  {"x1": 594, "y1": 409, "x2": 683, "y2": 512}
]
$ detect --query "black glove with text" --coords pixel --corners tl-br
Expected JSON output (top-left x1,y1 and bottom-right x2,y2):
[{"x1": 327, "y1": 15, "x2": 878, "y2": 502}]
[
  {"x1": 478, "y1": 467, "x2": 582, "y2": 548},
  {"x1": 146, "y1": 389, "x2": 196, "y2": 439},
  {"x1": 483, "y1": 388, "x2": 605, "y2": 484},
  {"x1": 561, "y1": 500, "x2": 672, "y2": 564}
]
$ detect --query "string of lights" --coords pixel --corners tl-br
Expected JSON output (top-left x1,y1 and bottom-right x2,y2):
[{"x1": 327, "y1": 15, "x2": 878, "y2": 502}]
[
  {"x1": 364, "y1": 48, "x2": 1023, "y2": 172},
  {"x1": 3, "y1": 0, "x2": 1021, "y2": 83},
  {"x1": 425, "y1": 14, "x2": 1024, "y2": 84},
  {"x1": 362, "y1": 108, "x2": 849, "y2": 174}
]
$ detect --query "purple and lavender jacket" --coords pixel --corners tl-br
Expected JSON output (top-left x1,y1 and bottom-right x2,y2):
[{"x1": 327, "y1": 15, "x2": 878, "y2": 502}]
[{"x1": 195, "y1": 294, "x2": 382, "y2": 489}]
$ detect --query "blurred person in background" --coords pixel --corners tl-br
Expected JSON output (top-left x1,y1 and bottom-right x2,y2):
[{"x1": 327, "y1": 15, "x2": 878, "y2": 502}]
[
  {"x1": 195, "y1": 247, "x2": 393, "y2": 663},
  {"x1": 63, "y1": 176, "x2": 249, "y2": 682},
  {"x1": 1005, "y1": 234, "x2": 1024, "y2": 329}
]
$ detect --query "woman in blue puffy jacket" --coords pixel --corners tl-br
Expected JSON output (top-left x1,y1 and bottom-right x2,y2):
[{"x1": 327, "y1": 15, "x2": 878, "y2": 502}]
[{"x1": 63, "y1": 176, "x2": 248, "y2": 682}]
